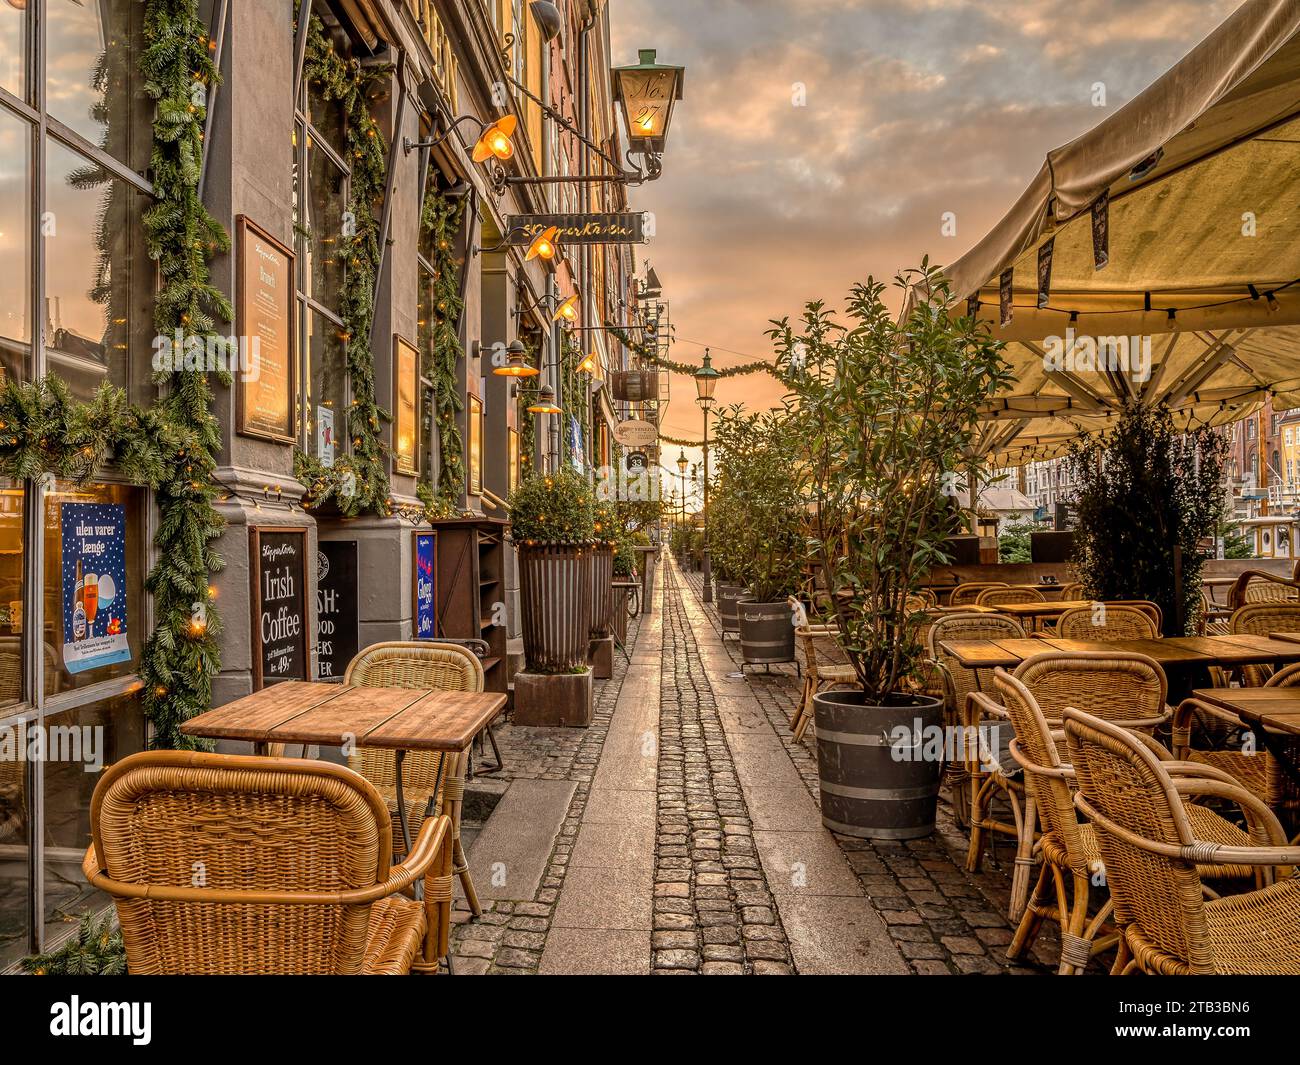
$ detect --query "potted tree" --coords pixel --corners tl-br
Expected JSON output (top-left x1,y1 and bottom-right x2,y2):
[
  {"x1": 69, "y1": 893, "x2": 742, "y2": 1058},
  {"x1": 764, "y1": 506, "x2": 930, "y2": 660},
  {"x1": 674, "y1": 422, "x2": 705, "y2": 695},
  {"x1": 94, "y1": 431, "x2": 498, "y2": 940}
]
[
  {"x1": 713, "y1": 407, "x2": 806, "y2": 667},
  {"x1": 771, "y1": 262, "x2": 1010, "y2": 839},
  {"x1": 707, "y1": 475, "x2": 751, "y2": 635},
  {"x1": 509, "y1": 468, "x2": 597, "y2": 725}
]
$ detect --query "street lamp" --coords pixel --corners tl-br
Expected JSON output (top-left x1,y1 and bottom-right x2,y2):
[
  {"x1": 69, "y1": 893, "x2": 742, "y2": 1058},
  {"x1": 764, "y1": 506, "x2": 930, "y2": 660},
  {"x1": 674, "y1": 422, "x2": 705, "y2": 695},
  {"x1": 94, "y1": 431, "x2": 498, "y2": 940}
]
[
  {"x1": 694, "y1": 349, "x2": 721, "y2": 602},
  {"x1": 677, "y1": 449, "x2": 688, "y2": 535},
  {"x1": 612, "y1": 50, "x2": 685, "y2": 159}
]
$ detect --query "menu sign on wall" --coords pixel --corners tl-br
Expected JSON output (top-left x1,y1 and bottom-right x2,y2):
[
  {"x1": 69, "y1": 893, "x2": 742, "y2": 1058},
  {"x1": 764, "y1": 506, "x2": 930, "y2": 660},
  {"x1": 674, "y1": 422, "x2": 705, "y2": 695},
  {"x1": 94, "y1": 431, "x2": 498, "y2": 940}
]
[
  {"x1": 414, "y1": 533, "x2": 437, "y2": 640},
  {"x1": 394, "y1": 335, "x2": 418, "y2": 474},
  {"x1": 316, "y1": 540, "x2": 358, "y2": 681},
  {"x1": 237, "y1": 216, "x2": 296, "y2": 442},
  {"x1": 251, "y1": 528, "x2": 308, "y2": 687}
]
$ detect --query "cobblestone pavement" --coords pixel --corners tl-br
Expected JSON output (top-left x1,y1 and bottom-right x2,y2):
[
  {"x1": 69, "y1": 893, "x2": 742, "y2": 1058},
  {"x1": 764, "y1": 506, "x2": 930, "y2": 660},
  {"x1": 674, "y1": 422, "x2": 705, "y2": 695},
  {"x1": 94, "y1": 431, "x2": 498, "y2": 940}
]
[{"x1": 451, "y1": 555, "x2": 1087, "y2": 974}]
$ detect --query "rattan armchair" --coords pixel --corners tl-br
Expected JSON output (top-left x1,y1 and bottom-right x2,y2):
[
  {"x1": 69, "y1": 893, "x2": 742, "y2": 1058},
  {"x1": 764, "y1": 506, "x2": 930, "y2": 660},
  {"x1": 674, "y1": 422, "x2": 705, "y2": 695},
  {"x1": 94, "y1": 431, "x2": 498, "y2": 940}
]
[
  {"x1": 1055, "y1": 603, "x2": 1160, "y2": 641},
  {"x1": 950, "y1": 581, "x2": 1008, "y2": 606},
  {"x1": 1223, "y1": 602, "x2": 1300, "y2": 685},
  {"x1": 975, "y1": 585, "x2": 1046, "y2": 607},
  {"x1": 1058, "y1": 582, "x2": 1084, "y2": 601},
  {"x1": 987, "y1": 667, "x2": 1255, "y2": 975},
  {"x1": 792, "y1": 625, "x2": 858, "y2": 742},
  {"x1": 1065, "y1": 707, "x2": 1300, "y2": 974},
  {"x1": 926, "y1": 612, "x2": 1026, "y2": 829},
  {"x1": 1227, "y1": 569, "x2": 1300, "y2": 610},
  {"x1": 345, "y1": 641, "x2": 486, "y2": 917},
  {"x1": 82, "y1": 750, "x2": 454, "y2": 974}
]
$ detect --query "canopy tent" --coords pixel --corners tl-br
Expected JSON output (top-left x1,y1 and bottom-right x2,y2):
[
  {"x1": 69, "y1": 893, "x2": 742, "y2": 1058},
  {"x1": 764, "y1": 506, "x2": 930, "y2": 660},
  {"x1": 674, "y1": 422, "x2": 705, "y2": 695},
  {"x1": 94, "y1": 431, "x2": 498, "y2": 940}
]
[{"x1": 943, "y1": 0, "x2": 1300, "y2": 466}]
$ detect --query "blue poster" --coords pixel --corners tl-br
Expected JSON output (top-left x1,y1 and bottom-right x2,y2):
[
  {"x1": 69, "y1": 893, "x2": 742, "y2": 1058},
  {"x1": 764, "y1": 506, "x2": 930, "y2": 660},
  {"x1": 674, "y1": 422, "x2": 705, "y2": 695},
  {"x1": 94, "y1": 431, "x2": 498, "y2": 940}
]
[
  {"x1": 61, "y1": 503, "x2": 131, "y2": 674},
  {"x1": 568, "y1": 416, "x2": 585, "y2": 471},
  {"x1": 415, "y1": 533, "x2": 436, "y2": 639}
]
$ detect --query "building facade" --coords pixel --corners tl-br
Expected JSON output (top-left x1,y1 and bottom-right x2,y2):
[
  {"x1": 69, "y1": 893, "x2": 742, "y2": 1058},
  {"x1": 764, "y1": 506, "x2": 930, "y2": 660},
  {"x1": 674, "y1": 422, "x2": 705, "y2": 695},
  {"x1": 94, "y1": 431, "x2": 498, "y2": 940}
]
[{"x1": 0, "y1": 0, "x2": 653, "y2": 966}]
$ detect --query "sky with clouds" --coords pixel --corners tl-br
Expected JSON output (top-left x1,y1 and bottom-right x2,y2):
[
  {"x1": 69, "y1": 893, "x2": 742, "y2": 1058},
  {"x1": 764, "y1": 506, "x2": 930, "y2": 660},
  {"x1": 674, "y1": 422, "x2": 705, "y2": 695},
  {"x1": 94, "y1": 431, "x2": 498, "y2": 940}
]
[{"x1": 611, "y1": 0, "x2": 1242, "y2": 495}]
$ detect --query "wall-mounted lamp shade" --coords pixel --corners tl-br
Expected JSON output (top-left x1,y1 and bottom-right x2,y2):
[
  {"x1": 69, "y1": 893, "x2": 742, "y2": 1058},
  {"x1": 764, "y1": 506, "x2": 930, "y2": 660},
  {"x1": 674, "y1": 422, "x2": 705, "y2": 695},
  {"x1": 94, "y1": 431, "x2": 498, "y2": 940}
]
[
  {"x1": 529, "y1": 1, "x2": 563, "y2": 42},
  {"x1": 612, "y1": 50, "x2": 685, "y2": 157},
  {"x1": 526, "y1": 384, "x2": 562, "y2": 414},
  {"x1": 553, "y1": 293, "x2": 580, "y2": 323},
  {"x1": 493, "y1": 340, "x2": 539, "y2": 377},
  {"x1": 472, "y1": 115, "x2": 518, "y2": 163},
  {"x1": 577, "y1": 351, "x2": 599, "y2": 374},
  {"x1": 525, "y1": 225, "x2": 559, "y2": 261}
]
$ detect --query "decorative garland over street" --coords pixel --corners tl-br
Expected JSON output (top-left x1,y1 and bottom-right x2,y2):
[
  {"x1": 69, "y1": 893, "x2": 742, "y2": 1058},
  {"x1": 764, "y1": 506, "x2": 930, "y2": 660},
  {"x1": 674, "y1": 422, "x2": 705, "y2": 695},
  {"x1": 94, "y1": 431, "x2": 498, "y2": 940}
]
[
  {"x1": 294, "y1": 15, "x2": 390, "y2": 516},
  {"x1": 608, "y1": 324, "x2": 779, "y2": 380},
  {"x1": 421, "y1": 184, "x2": 466, "y2": 513}
]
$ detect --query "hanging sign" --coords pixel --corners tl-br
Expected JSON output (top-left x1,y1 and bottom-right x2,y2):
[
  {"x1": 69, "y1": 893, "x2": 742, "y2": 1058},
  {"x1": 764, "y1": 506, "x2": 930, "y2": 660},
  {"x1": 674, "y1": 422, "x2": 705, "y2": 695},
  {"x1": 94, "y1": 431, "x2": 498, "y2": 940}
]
[
  {"x1": 316, "y1": 541, "x2": 358, "y2": 681},
  {"x1": 626, "y1": 450, "x2": 648, "y2": 473},
  {"x1": 505, "y1": 212, "x2": 646, "y2": 246},
  {"x1": 611, "y1": 370, "x2": 661, "y2": 403},
  {"x1": 1037, "y1": 238, "x2": 1054, "y2": 309},
  {"x1": 414, "y1": 532, "x2": 437, "y2": 639},
  {"x1": 999, "y1": 269, "x2": 1014, "y2": 327},
  {"x1": 613, "y1": 418, "x2": 657, "y2": 447},
  {"x1": 60, "y1": 502, "x2": 131, "y2": 675},
  {"x1": 251, "y1": 528, "x2": 308, "y2": 686},
  {"x1": 1092, "y1": 191, "x2": 1109, "y2": 271},
  {"x1": 236, "y1": 217, "x2": 296, "y2": 443}
]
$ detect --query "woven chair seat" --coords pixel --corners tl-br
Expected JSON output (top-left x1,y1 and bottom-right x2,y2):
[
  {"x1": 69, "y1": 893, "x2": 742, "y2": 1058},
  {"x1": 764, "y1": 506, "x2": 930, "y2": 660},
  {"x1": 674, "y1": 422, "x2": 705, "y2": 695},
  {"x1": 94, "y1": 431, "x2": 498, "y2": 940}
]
[
  {"x1": 361, "y1": 895, "x2": 425, "y2": 975},
  {"x1": 1202, "y1": 880, "x2": 1300, "y2": 974},
  {"x1": 817, "y1": 664, "x2": 857, "y2": 683}
]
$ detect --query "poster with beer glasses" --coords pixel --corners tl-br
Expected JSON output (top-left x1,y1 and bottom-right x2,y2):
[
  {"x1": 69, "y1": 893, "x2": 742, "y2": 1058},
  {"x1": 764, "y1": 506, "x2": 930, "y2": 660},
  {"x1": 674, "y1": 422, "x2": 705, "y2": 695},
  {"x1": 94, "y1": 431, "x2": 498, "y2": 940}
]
[{"x1": 60, "y1": 502, "x2": 131, "y2": 674}]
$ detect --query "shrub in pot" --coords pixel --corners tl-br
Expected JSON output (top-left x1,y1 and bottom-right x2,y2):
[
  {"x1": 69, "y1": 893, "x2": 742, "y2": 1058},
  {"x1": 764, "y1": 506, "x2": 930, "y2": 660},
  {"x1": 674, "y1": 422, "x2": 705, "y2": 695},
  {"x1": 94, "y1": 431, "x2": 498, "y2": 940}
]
[
  {"x1": 509, "y1": 468, "x2": 597, "y2": 674},
  {"x1": 712, "y1": 406, "x2": 805, "y2": 665},
  {"x1": 771, "y1": 262, "x2": 1010, "y2": 839}
]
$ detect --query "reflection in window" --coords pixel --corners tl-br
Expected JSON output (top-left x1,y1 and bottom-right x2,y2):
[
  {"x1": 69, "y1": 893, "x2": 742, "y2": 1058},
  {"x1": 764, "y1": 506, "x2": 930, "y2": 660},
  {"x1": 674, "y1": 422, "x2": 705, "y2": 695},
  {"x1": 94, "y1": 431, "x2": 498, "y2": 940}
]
[
  {"x1": 42, "y1": 692, "x2": 144, "y2": 937},
  {"x1": 0, "y1": 720, "x2": 28, "y2": 971},
  {"x1": 305, "y1": 310, "x2": 347, "y2": 463},
  {"x1": 0, "y1": 108, "x2": 30, "y2": 384},
  {"x1": 45, "y1": 0, "x2": 149, "y2": 172},
  {"x1": 0, "y1": 0, "x2": 25, "y2": 100},
  {"x1": 42, "y1": 482, "x2": 144, "y2": 695},
  {"x1": 0, "y1": 479, "x2": 25, "y2": 709},
  {"x1": 44, "y1": 138, "x2": 152, "y2": 405},
  {"x1": 301, "y1": 132, "x2": 346, "y2": 313}
]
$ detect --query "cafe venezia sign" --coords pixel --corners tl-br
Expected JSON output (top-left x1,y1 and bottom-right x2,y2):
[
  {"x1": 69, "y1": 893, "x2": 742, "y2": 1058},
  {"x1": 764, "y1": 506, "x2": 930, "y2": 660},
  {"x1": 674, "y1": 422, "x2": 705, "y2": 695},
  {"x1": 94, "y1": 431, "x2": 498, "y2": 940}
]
[{"x1": 506, "y1": 213, "x2": 647, "y2": 246}]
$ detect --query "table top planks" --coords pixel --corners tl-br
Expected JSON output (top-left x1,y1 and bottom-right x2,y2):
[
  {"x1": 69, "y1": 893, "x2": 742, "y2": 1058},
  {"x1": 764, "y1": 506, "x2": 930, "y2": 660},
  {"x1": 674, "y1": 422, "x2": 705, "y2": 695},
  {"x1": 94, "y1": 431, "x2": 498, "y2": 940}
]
[
  {"x1": 938, "y1": 635, "x2": 1300, "y2": 671},
  {"x1": 1192, "y1": 686, "x2": 1300, "y2": 736},
  {"x1": 181, "y1": 681, "x2": 508, "y2": 752}
]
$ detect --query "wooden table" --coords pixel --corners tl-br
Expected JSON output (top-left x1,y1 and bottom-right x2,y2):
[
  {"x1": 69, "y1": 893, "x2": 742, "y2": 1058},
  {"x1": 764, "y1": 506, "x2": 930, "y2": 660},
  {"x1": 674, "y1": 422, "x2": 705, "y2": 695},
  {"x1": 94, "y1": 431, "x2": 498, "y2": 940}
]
[
  {"x1": 1271, "y1": 631, "x2": 1300, "y2": 645},
  {"x1": 182, "y1": 681, "x2": 507, "y2": 850},
  {"x1": 1193, "y1": 686, "x2": 1300, "y2": 785}
]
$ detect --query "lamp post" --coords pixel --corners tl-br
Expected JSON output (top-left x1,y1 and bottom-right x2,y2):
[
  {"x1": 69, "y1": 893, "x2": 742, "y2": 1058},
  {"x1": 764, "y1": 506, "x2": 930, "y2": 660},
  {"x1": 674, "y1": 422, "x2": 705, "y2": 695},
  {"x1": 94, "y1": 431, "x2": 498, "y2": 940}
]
[
  {"x1": 694, "y1": 349, "x2": 721, "y2": 602},
  {"x1": 677, "y1": 449, "x2": 688, "y2": 537}
]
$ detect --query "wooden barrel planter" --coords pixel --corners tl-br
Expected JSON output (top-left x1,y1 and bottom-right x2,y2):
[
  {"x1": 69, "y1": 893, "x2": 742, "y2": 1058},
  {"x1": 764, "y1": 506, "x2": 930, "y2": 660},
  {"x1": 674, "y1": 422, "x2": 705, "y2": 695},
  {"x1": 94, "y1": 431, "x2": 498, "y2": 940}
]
[
  {"x1": 611, "y1": 582, "x2": 632, "y2": 644},
  {"x1": 813, "y1": 690, "x2": 944, "y2": 840},
  {"x1": 738, "y1": 600, "x2": 796, "y2": 668},
  {"x1": 590, "y1": 543, "x2": 614, "y2": 638},
  {"x1": 716, "y1": 583, "x2": 748, "y2": 635},
  {"x1": 518, "y1": 542, "x2": 594, "y2": 673}
]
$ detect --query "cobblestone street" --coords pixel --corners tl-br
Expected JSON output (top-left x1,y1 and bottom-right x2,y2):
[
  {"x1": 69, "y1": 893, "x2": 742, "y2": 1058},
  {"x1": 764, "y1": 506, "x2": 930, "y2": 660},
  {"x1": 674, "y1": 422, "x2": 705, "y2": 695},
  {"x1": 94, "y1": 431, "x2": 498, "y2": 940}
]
[{"x1": 451, "y1": 554, "x2": 1078, "y2": 975}]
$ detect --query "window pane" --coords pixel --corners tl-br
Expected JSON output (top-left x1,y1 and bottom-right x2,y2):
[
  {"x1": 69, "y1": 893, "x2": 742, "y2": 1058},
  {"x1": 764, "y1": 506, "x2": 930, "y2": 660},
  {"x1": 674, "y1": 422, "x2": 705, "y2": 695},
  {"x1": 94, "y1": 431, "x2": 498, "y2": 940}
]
[
  {"x1": 0, "y1": 0, "x2": 25, "y2": 101},
  {"x1": 0, "y1": 107, "x2": 30, "y2": 383},
  {"x1": 45, "y1": 0, "x2": 150, "y2": 172},
  {"x1": 300, "y1": 133, "x2": 347, "y2": 311},
  {"x1": 43, "y1": 482, "x2": 145, "y2": 695},
  {"x1": 304, "y1": 307, "x2": 346, "y2": 462},
  {"x1": 305, "y1": 80, "x2": 346, "y2": 161},
  {"x1": 0, "y1": 716, "x2": 28, "y2": 970},
  {"x1": 44, "y1": 138, "x2": 153, "y2": 405},
  {"x1": 0, "y1": 479, "x2": 26, "y2": 710},
  {"x1": 42, "y1": 691, "x2": 144, "y2": 936}
]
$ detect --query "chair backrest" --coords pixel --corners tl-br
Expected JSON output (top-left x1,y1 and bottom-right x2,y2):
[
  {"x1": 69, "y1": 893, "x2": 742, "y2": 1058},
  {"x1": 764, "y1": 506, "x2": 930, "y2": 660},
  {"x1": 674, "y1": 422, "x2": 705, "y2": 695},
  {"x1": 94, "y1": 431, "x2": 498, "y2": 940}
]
[
  {"x1": 89, "y1": 750, "x2": 394, "y2": 975},
  {"x1": 914, "y1": 588, "x2": 938, "y2": 608},
  {"x1": 1230, "y1": 601, "x2": 1300, "y2": 638},
  {"x1": 1012, "y1": 651, "x2": 1168, "y2": 727},
  {"x1": 1063, "y1": 707, "x2": 1211, "y2": 973},
  {"x1": 990, "y1": 669, "x2": 1089, "y2": 873},
  {"x1": 1056, "y1": 603, "x2": 1160, "y2": 641},
  {"x1": 1058, "y1": 582, "x2": 1084, "y2": 601},
  {"x1": 1265, "y1": 662, "x2": 1300, "y2": 688},
  {"x1": 344, "y1": 642, "x2": 484, "y2": 798},
  {"x1": 1229, "y1": 570, "x2": 1300, "y2": 609},
  {"x1": 950, "y1": 581, "x2": 1007, "y2": 605},
  {"x1": 796, "y1": 625, "x2": 842, "y2": 678},
  {"x1": 975, "y1": 585, "x2": 1046, "y2": 606},
  {"x1": 927, "y1": 612, "x2": 1025, "y2": 718}
]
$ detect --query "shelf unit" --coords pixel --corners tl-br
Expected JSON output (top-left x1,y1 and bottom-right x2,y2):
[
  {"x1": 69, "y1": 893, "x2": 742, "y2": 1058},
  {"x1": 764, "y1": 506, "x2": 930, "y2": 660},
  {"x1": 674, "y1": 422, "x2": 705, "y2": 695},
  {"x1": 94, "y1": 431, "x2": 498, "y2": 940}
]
[{"x1": 428, "y1": 517, "x2": 509, "y2": 696}]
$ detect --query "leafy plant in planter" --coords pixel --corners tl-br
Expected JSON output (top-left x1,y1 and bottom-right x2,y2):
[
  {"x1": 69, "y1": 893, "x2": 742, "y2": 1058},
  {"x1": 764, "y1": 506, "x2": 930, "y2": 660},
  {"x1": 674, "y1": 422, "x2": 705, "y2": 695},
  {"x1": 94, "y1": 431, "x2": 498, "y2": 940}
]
[
  {"x1": 771, "y1": 262, "x2": 1010, "y2": 838},
  {"x1": 1066, "y1": 402, "x2": 1227, "y2": 636}
]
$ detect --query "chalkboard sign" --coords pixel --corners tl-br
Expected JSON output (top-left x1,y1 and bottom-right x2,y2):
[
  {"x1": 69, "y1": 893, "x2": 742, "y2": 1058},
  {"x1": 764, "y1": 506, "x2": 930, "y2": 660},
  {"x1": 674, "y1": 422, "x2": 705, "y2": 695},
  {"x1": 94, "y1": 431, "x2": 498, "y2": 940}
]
[
  {"x1": 251, "y1": 527, "x2": 308, "y2": 687},
  {"x1": 316, "y1": 540, "x2": 358, "y2": 681},
  {"x1": 414, "y1": 532, "x2": 437, "y2": 639}
]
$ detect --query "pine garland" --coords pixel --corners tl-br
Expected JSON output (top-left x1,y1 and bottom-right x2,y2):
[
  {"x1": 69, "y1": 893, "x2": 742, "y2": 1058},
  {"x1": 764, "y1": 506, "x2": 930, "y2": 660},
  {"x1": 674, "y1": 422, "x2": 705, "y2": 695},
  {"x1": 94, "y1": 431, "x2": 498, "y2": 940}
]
[
  {"x1": 22, "y1": 912, "x2": 126, "y2": 976},
  {"x1": 296, "y1": 16, "x2": 391, "y2": 516},
  {"x1": 561, "y1": 334, "x2": 591, "y2": 467},
  {"x1": 420, "y1": 184, "x2": 466, "y2": 510},
  {"x1": 607, "y1": 324, "x2": 780, "y2": 380},
  {"x1": 517, "y1": 334, "x2": 538, "y2": 473}
]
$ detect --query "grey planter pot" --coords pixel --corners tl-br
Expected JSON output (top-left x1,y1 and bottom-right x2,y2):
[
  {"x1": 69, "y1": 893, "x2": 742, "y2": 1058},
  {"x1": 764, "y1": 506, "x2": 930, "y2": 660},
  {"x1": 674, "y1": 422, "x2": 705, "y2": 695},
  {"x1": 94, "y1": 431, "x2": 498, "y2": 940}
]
[
  {"x1": 737, "y1": 599, "x2": 796, "y2": 667},
  {"x1": 716, "y1": 583, "x2": 748, "y2": 634},
  {"x1": 518, "y1": 542, "x2": 595, "y2": 673}
]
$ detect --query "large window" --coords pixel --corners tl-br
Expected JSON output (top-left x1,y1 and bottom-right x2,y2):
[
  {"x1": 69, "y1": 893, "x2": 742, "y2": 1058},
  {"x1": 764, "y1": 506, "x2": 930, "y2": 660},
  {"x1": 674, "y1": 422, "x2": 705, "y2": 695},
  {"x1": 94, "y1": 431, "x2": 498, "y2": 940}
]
[{"x1": 0, "y1": 2, "x2": 153, "y2": 965}]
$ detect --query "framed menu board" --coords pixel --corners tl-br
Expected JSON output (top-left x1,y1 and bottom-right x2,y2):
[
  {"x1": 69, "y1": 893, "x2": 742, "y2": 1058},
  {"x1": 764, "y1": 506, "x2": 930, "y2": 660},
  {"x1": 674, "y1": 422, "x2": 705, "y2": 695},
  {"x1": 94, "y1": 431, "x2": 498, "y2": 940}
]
[
  {"x1": 394, "y1": 334, "x2": 419, "y2": 475},
  {"x1": 316, "y1": 539, "x2": 358, "y2": 681},
  {"x1": 467, "y1": 393, "x2": 483, "y2": 496},
  {"x1": 250, "y1": 527, "x2": 309, "y2": 688},
  {"x1": 236, "y1": 216, "x2": 296, "y2": 443}
]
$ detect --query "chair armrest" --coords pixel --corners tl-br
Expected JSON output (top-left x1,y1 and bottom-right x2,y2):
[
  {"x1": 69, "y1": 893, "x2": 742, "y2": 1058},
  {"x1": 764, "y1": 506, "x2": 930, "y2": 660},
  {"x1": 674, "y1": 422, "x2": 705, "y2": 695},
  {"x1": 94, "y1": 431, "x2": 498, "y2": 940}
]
[
  {"x1": 1170, "y1": 777, "x2": 1290, "y2": 851},
  {"x1": 1008, "y1": 738, "x2": 1074, "y2": 781},
  {"x1": 1172, "y1": 698, "x2": 1248, "y2": 758},
  {"x1": 378, "y1": 813, "x2": 452, "y2": 896}
]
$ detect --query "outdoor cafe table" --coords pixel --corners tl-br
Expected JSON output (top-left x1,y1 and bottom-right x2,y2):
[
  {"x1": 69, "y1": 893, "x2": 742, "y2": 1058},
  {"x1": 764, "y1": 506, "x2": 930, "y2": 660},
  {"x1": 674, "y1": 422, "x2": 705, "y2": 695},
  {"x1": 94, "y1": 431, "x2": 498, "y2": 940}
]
[
  {"x1": 1191, "y1": 686, "x2": 1300, "y2": 788},
  {"x1": 938, "y1": 634, "x2": 1300, "y2": 699},
  {"x1": 181, "y1": 680, "x2": 508, "y2": 852}
]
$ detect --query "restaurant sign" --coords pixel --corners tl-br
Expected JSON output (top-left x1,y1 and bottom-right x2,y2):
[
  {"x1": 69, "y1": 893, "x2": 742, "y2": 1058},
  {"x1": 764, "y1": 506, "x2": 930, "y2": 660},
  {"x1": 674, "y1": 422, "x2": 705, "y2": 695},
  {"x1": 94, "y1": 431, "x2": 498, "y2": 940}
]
[{"x1": 506, "y1": 213, "x2": 647, "y2": 246}]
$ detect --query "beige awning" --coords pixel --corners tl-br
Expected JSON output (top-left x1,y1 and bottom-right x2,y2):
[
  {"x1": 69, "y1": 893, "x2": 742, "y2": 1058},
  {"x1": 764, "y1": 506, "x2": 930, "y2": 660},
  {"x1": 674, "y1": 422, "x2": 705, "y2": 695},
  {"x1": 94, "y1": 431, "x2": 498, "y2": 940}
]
[{"x1": 943, "y1": 0, "x2": 1300, "y2": 465}]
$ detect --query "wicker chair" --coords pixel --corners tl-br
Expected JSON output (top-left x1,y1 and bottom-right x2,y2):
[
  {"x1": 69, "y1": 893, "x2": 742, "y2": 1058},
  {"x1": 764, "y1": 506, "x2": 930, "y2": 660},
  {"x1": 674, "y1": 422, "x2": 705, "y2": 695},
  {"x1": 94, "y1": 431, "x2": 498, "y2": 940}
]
[
  {"x1": 986, "y1": 667, "x2": 1255, "y2": 974},
  {"x1": 969, "y1": 651, "x2": 1174, "y2": 914},
  {"x1": 950, "y1": 581, "x2": 1007, "y2": 606},
  {"x1": 1058, "y1": 582, "x2": 1084, "y2": 601},
  {"x1": 1228, "y1": 570, "x2": 1300, "y2": 610},
  {"x1": 926, "y1": 612, "x2": 1026, "y2": 830},
  {"x1": 792, "y1": 625, "x2": 858, "y2": 742},
  {"x1": 1223, "y1": 602, "x2": 1300, "y2": 686},
  {"x1": 1055, "y1": 603, "x2": 1160, "y2": 641},
  {"x1": 81, "y1": 750, "x2": 454, "y2": 974},
  {"x1": 345, "y1": 642, "x2": 486, "y2": 917},
  {"x1": 975, "y1": 585, "x2": 1046, "y2": 607},
  {"x1": 1064, "y1": 707, "x2": 1300, "y2": 974}
]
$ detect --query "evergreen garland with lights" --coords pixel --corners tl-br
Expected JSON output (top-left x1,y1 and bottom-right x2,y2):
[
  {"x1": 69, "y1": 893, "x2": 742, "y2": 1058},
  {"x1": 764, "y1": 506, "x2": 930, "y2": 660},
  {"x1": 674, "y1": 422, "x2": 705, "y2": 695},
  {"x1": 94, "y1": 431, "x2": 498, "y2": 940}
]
[
  {"x1": 561, "y1": 334, "x2": 591, "y2": 466},
  {"x1": 295, "y1": 15, "x2": 391, "y2": 516},
  {"x1": 517, "y1": 333, "x2": 538, "y2": 472},
  {"x1": 607, "y1": 324, "x2": 780, "y2": 380},
  {"x1": 420, "y1": 183, "x2": 466, "y2": 511}
]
